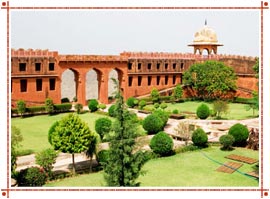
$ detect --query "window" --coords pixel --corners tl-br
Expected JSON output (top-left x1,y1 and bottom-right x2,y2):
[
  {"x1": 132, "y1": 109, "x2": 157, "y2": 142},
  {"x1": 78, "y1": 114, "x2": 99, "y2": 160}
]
[
  {"x1": 181, "y1": 63, "x2": 184, "y2": 70},
  {"x1": 138, "y1": 76, "x2": 142, "y2": 86},
  {"x1": 49, "y1": 63, "x2": 55, "y2": 71},
  {"x1": 49, "y1": 78, "x2": 56, "y2": 90},
  {"x1": 148, "y1": 63, "x2": 152, "y2": 70},
  {"x1": 165, "y1": 63, "x2": 168, "y2": 70},
  {"x1": 20, "y1": 79, "x2": 27, "y2": 92},
  {"x1": 128, "y1": 76, "x2": 133, "y2": 87},
  {"x1": 35, "y1": 63, "x2": 41, "y2": 71},
  {"x1": 173, "y1": 63, "x2": 176, "y2": 70},
  {"x1": 128, "y1": 63, "x2": 132, "y2": 70},
  {"x1": 173, "y1": 75, "x2": 176, "y2": 85},
  {"x1": 157, "y1": 63, "x2": 160, "y2": 70},
  {"x1": 147, "y1": 76, "x2": 152, "y2": 86},
  {"x1": 165, "y1": 76, "x2": 169, "y2": 85},
  {"x1": 19, "y1": 63, "x2": 26, "y2": 71},
  {"x1": 36, "y1": 79, "x2": 42, "y2": 91},
  {"x1": 11, "y1": 80, "x2": 13, "y2": 93},
  {"x1": 157, "y1": 76, "x2": 160, "y2": 85},
  {"x1": 138, "y1": 63, "x2": 141, "y2": 70}
]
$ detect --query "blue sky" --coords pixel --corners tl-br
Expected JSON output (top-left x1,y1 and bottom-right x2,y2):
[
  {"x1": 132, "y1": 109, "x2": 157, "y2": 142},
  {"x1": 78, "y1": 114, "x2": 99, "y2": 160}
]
[{"x1": 11, "y1": 10, "x2": 259, "y2": 56}]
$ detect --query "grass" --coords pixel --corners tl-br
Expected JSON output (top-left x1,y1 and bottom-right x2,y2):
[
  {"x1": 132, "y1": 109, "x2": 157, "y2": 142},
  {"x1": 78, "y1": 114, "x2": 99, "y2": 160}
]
[
  {"x1": 11, "y1": 112, "x2": 114, "y2": 153},
  {"x1": 144, "y1": 101, "x2": 258, "y2": 120},
  {"x1": 44, "y1": 146, "x2": 259, "y2": 187}
]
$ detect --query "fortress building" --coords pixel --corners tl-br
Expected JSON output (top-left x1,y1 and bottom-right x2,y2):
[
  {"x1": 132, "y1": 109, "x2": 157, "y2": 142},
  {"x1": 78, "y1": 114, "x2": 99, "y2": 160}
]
[{"x1": 11, "y1": 24, "x2": 257, "y2": 106}]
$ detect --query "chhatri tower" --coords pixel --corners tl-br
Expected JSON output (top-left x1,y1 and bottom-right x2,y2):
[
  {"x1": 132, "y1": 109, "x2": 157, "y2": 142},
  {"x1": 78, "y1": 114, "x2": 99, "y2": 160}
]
[{"x1": 188, "y1": 21, "x2": 223, "y2": 55}]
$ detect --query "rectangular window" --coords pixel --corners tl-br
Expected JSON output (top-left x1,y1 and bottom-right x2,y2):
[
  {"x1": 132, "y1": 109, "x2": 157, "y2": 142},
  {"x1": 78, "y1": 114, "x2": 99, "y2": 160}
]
[
  {"x1": 20, "y1": 79, "x2": 27, "y2": 92},
  {"x1": 35, "y1": 63, "x2": 41, "y2": 71},
  {"x1": 157, "y1": 76, "x2": 160, "y2": 85},
  {"x1": 19, "y1": 63, "x2": 26, "y2": 71},
  {"x1": 128, "y1": 63, "x2": 132, "y2": 70},
  {"x1": 49, "y1": 78, "x2": 56, "y2": 90},
  {"x1": 148, "y1": 63, "x2": 152, "y2": 70},
  {"x1": 128, "y1": 76, "x2": 133, "y2": 87},
  {"x1": 36, "y1": 79, "x2": 42, "y2": 91},
  {"x1": 173, "y1": 63, "x2": 177, "y2": 70},
  {"x1": 165, "y1": 63, "x2": 168, "y2": 70},
  {"x1": 157, "y1": 63, "x2": 160, "y2": 70},
  {"x1": 138, "y1": 76, "x2": 142, "y2": 86},
  {"x1": 173, "y1": 75, "x2": 176, "y2": 85},
  {"x1": 147, "y1": 76, "x2": 152, "y2": 86},
  {"x1": 165, "y1": 76, "x2": 169, "y2": 85},
  {"x1": 181, "y1": 63, "x2": 184, "y2": 70},
  {"x1": 49, "y1": 63, "x2": 55, "y2": 71},
  {"x1": 11, "y1": 80, "x2": 13, "y2": 93},
  {"x1": 138, "y1": 63, "x2": 141, "y2": 70}
]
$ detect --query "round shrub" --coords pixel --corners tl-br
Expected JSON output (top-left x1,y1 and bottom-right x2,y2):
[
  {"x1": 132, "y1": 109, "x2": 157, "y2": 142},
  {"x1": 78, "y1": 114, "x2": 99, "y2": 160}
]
[
  {"x1": 152, "y1": 109, "x2": 169, "y2": 128},
  {"x1": 160, "y1": 102, "x2": 168, "y2": 110},
  {"x1": 95, "y1": 117, "x2": 112, "y2": 140},
  {"x1": 138, "y1": 100, "x2": 146, "y2": 109},
  {"x1": 192, "y1": 128, "x2": 208, "y2": 147},
  {"x1": 108, "y1": 104, "x2": 116, "y2": 117},
  {"x1": 98, "y1": 103, "x2": 106, "y2": 110},
  {"x1": 97, "y1": 150, "x2": 110, "y2": 166},
  {"x1": 150, "y1": 131, "x2": 173, "y2": 156},
  {"x1": 154, "y1": 103, "x2": 160, "y2": 109},
  {"x1": 126, "y1": 97, "x2": 136, "y2": 108},
  {"x1": 196, "y1": 103, "x2": 210, "y2": 119},
  {"x1": 88, "y1": 99, "x2": 99, "y2": 112},
  {"x1": 219, "y1": 134, "x2": 235, "y2": 150},
  {"x1": 228, "y1": 123, "x2": 249, "y2": 146},
  {"x1": 142, "y1": 114, "x2": 163, "y2": 134},
  {"x1": 172, "y1": 109, "x2": 179, "y2": 114},
  {"x1": 75, "y1": 103, "x2": 83, "y2": 114},
  {"x1": 61, "y1": 98, "x2": 70, "y2": 103},
  {"x1": 17, "y1": 167, "x2": 47, "y2": 186}
]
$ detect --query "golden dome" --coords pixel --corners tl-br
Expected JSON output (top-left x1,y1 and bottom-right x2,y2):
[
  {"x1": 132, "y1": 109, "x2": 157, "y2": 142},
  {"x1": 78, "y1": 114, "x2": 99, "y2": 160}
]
[{"x1": 193, "y1": 25, "x2": 218, "y2": 44}]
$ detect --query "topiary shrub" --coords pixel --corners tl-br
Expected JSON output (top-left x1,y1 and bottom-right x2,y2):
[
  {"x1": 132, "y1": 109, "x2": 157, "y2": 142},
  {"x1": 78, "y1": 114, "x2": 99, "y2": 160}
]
[
  {"x1": 16, "y1": 100, "x2": 26, "y2": 117},
  {"x1": 172, "y1": 109, "x2": 179, "y2": 114},
  {"x1": 108, "y1": 104, "x2": 116, "y2": 117},
  {"x1": 61, "y1": 98, "x2": 70, "y2": 103},
  {"x1": 138, "y1": 100, "x2": 146, "y2": 110},
  {"x1": 160, "y1": 102, "x2": 168, "y2": 110},
  {"x1": 45, "y1": 98, "x2": 54, "y2": 115},
  {"x1": 98, "y1": 103, "x2": 106, "y2": 110},
  {"x1": 154, "y1": 103, "x2": 160, "y2": 109},
  {"x1": 192, "y1": 128, "x2": 208, "y2": 147},
  {"x1": 150, "y1": 131, "x2": 173, "y2": 156},
  {"x1": 126, "y1": 97, "x2": 136, "y2": 108},
  {"x1": 142, "y1": 114, "x2": 163, "y2": 134},
  {"x1": 219, "y1": 134, "x2": 235, "y2": 150},
  {"x1": 88, "y1": 99, "x2": 99, "y2": 112},
  {"x1": 75, "y1": 103, "x2": 83, "y2": 114},
  {"x1": 196, "y1": 103, "x2": 210, "y2": 119},
  {"x1": 17, "y1": 167, "x2": 47, "y2": 186},
  {"x1": 152, "y1": 109, "x2": 169, "y2": 128},
  {"x1": 97, "y1": 150, "x2": 110, "y2": 167},
  {"x1": 95, "y1": 117, "x2": 112, "y2": 140},
  {"x1": 228, "y1": 123, "x2": 249, "y2": 146}
]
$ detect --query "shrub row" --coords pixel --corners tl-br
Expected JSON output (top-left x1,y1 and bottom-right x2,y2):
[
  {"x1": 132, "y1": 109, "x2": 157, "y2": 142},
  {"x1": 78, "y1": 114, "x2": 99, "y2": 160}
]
[{"x1": 233, "y1": 97, "x2": 255, "y2": 104}]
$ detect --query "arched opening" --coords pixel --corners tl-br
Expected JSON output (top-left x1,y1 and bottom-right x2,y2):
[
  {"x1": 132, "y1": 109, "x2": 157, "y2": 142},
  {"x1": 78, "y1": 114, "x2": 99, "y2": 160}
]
[
  {"x1": 108, "y1": 68, "x2": 124, "y2": 100},
  {"x1": 61, "y1": 69, "x2": 78, "y2": 102},
  {"x1": 85, "y1": 69, "x2": 101, "y2": 101},
  {"x1": 202, "y1": 49, "x2": 210, "y2": 57}
]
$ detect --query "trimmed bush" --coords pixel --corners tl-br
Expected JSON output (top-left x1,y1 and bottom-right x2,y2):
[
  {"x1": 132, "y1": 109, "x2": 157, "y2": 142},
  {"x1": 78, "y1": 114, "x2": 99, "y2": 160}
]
[
  {"x1": 75, "y1": 103, "x2": 83, "y2": 114},
  {"x1": 61, "y1": 98, "x2": 70, "y2": 103},
  {"x1": 45, "y1": 98, "x2": 54, "y2": 114},
  {"x1": 98, "y1": 104, "x2": 106, "y2": 110},
  {"x1": 151, "y1": 88, "x2": 160, "y2": 103},
  {"x1": 54, "y1": 103, "x2": 72, "y2": 112},
  {"x1": 192, "y1": 128, "x2": 208, "y2": 147},
  {"x1": 154, "y1": 103, "x2": 160, "y2": 109},
  {"x1": 97, "y1": 150, "x2": 110, "y2": 166},
  {"x1": 95, "y1": 117, "x2": 112, "y2": 140},
  {"x1": 152, "y1": 109, "x2": 169, "y2": 128},
  {"x1": 126, "y1": 97, "x2": 136, "y2": 108},
  {"x1": 27, "y1": 106, "x2": 46, "y2": 114},
  {"x1": 16, "y1": 100, "x2": 26, "y2": 117},
  {"x1": 196, "y1": 103, "x2": 210, "y2": 119},
  {"x1": 172, "y1": 109, "x2": 179, "y2": 114},
  {"x1": 219, "y1": 134, "x2": 235, "y2": 150},
  {"x1": 228, "y1": 123, "x2": 249, "y2": 146},
  {"x1": 88, "y1": 99, "x2": 99, "y2": 112},
  {"x1": 142, "y1": 114, "x2": 163, "y2": 134},
  {"x1": 17, "y1": 167, "x2": 47, "y2": 187},
  {"x1": 160, "y1": 102, "x2": 168, "y2": 110},
  {"x1": 150, "y1": 131, "x2": 173, "y2": 156},
  {"x1": 138, "y1": 100, "x2": 146, "y2": 110},
  {"x1": 108, "y1": 104, "x2": 116, "y2": 117}
]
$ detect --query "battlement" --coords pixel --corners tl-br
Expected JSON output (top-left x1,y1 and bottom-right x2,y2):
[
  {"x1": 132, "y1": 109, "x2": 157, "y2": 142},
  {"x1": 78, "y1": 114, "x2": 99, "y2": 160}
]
[
  {"x1": 11, "y1": 48, "x2": 58, "y2": 57},
  {"x1": 58, "y1": 55, "x2": 127, "y2": 62}
]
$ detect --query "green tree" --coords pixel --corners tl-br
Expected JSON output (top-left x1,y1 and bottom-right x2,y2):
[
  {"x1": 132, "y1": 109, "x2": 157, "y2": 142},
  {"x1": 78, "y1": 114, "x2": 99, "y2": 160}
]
[
  {"x1": 183, "y1": 60, "x2": 237, "y2": 100},
  {"x1": 48, "y1": 113, "x2": 97, "y2": 175},
  {"x1": 45, "y1": 98, "x2": 54, "y2": 114},
  {"x1": 74, "y1": 103, "x2": 83, "y2": 114},
  {"x1": 151, "y1": 88, "x2": 160, "y2": 103},
  {"x1": 85, "y1": 133, "x2": 99, "y2": 172},
  {"x1": 173, "y1": 84, "x2": 183, "y2": 101},
  {"x1": 16, "y1": 100, "x2": 26, "y2": 117},
  {"x1": 103, "y1": 78, "x2": 150, "y2": 186},
  {"x1": 213, "y1": 100, "x2": 229, "y2": 119},
  {"x1": 11, "y1": 126, "x2": 23, "y2": 176},
  {"x1": 95, "y1": 117, "x2": 112, "y2": 141}
]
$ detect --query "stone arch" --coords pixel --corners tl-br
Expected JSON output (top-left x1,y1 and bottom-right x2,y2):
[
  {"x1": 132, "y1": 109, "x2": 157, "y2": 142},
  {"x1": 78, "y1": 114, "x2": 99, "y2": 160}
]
[
  {"x1": 85, "y1": 68, "x2": 102, "y2": 101},
  {"x1": 61, "y1": 68, "x2": 79, "y2": 102},
  {"x1": 108, "y1": 68, "x2": 124, "y2": 95}
]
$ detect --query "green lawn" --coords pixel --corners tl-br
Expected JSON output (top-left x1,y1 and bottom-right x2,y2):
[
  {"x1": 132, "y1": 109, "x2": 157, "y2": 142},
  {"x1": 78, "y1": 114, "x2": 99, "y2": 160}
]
[
  {"x1": 145, "y1": 101, "x2": 258, "y2": 120},
  {"x1": 11, "y1": 112, "x2": 113, "y2": 153},
  {"x1": 45, "y1": 146, "x2": 259, "y2": 187}
]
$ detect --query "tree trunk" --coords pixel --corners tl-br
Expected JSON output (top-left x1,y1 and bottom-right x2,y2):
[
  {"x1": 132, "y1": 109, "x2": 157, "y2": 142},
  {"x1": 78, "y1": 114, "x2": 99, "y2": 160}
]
[
  {"x1": 89, "y1": 156, "x2": 93, "y2": 173},
  {"x1": 72, "y1": 153, "x2": 76, "y2": 175}
]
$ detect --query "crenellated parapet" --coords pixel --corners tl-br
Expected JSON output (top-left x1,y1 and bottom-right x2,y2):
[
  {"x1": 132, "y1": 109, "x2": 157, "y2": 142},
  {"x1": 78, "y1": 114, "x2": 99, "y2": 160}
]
[
  {"x1": 58, "y1": 54, "x2": 127, "y2": 62},
  {"x1": 11, "y1": 48, "x2": 58, "y2": 57}
]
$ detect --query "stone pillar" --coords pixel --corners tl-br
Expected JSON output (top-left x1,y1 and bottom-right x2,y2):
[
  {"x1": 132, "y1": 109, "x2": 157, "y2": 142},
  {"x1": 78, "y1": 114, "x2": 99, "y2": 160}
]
[
  {"x1": 99, "y1": 73, "x2": 109, "y2": 104},
  {"x1": 76, "y1": 73, "x2": 86, "y2": 105}
]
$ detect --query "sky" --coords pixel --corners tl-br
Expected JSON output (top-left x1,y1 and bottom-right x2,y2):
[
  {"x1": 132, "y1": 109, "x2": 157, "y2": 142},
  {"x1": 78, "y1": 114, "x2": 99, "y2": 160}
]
[{"x1": 11, "y1": 10, "x2": 259, "y2": 56}]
